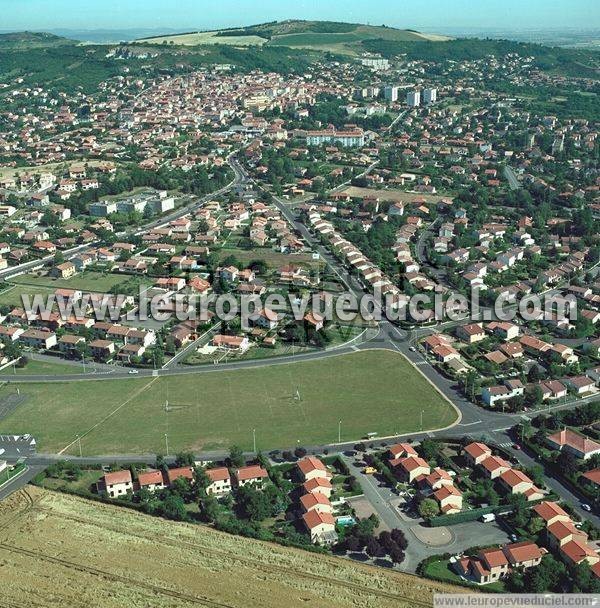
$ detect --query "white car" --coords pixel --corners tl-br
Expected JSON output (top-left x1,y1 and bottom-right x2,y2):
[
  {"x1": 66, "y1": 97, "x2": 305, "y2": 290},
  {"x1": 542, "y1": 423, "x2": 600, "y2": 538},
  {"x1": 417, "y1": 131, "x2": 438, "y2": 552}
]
[
  {"x1": 409, "y1": 346, "x2": 416, "y2": 352},
  {"x1": 581, "y1": 503, "x2": 592, "y2": 512},
  {"x1": 128, "y1": 369, "x2": 139, "y2": 375}
]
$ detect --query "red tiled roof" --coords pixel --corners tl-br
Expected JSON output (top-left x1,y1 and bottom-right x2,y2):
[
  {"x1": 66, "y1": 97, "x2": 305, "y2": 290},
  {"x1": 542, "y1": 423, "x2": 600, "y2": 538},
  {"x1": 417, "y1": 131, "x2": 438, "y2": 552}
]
[
  {"x1": 303, "y1": 477, "x2": 332, "y2": 493},
  {"x1": 235, "y1": 465, "x2": 268, "y2": 481},
  {"x1": 561, "y1": 539, "x2": 598, "y2": 564},
  {"x1": 103, "y1": 470, "x2": 132, "y2": 486},
  {"x1": 464, "y1": 442, "x2": 491, "y2": 459},
  {"x1": 503, "y1": 541, "x2": 542, "y2": 564},
  {"x1": 166, "y1": 466, "x2": 194, "y2": 484},
  {"x1": 582, "y1": 468, "x2": 600, "y2": 487},
  {"x1": 533, "y1": 501, "x2": 569, "y2": 523},
  {"x1": 302, "y1": 509, "x2": 335, "y2": 530},
  {"x1": 548, "y1": 428, "x2": 600, "y2": 456},
  {"x1": 479, "y1": 547, "x2": 508, "y2": 569},
  {"x1": 299, "y1": 491, "x2": 331, "y2": 510},
  {"x1": 206, "y1": 467, "x2": 230, "y2": 482},
  {"x1": 297, "y1": 456, "x2": 327, "y2": 476},
  {"x1": 137, "y1": 470, "x2": 164, "y2": 487}
]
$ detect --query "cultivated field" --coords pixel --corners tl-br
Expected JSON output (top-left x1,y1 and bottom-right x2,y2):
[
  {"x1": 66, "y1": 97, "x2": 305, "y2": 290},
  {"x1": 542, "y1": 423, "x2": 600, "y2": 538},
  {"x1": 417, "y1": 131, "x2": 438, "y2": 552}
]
[
  {"x1": 139, "y1": 31, "x2": 267, "y2": 46},
  {"x1": 0, "y1": 487, "x2": 467, "y2": 607},
  {"x1": 0, "y1": 350, "x2": 458, "y2": 454}
]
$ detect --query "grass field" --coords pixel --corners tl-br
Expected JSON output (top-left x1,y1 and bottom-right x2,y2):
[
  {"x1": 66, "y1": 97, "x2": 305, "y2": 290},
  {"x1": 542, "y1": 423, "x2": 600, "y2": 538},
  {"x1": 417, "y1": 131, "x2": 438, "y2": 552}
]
[
  {"x1": 0, "y1": 358, "x2": 85, "y2": 376},
  {"x1": 0, "y1": 283, "x2": 54, "y2": 308},
  {"x1": 9, "y1": 271, "x2": 136, "y2": 293},
  {"x1": 0, "y1": 350, "x2": 458, "y2": 455},
  {"x1": 0, "y1": 488, "x2": 467, "y2": 607}
]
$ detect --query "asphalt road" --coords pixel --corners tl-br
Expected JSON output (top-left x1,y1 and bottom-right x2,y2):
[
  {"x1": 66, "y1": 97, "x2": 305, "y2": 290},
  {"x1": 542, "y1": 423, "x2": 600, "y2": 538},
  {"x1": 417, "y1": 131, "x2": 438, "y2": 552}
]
[{"x1": 503, "y1": 165, "x2": 521, "y2": 190}]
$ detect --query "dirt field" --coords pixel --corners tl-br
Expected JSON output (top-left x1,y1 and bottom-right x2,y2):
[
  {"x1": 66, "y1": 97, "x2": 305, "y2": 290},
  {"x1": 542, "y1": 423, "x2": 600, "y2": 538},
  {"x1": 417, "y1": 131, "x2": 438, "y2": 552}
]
[
  {"x1": 341, "y1": 186, "x2": 452, "y2": 205},
  {"x1": 0, "y1": 487, "x2": 468, "y2": 607}
]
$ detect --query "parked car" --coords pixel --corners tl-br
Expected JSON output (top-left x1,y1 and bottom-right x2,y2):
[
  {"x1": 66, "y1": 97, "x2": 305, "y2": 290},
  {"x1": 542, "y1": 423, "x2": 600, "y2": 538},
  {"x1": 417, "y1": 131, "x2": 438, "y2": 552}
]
[{"x1": 581, "y1": 503, "x2": 592, "y2": 512}]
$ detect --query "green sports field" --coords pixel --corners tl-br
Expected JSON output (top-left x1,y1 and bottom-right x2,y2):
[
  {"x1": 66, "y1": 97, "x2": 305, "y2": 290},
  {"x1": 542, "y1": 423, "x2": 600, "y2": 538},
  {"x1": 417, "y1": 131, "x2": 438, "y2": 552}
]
[{"x1": 0, "y1": 350, "x2": 458, "y2": 455}]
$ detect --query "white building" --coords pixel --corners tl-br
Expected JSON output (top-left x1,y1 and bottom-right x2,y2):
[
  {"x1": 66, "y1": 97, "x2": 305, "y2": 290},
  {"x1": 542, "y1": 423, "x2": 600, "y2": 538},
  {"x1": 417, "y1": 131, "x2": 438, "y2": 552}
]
[
  {"x1": 384, "y1": 85, "x2": 399, "y2": 102},
  {"x1": 423, "y1": 88, "x2": 437, "y2": 104},
  {"x1": 406, "y1": 90, "x2": 421, "y2": 107}
]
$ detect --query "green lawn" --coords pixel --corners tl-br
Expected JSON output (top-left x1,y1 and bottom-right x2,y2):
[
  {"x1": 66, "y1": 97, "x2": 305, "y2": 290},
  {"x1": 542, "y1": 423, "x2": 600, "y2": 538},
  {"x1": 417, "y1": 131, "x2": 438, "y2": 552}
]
[
  {"x1": 0, "y1": 359, "x2": 85, "y2": 376},
  {"x1": 9, "y1": 271, "x2": 134, "y2": 293},
  {"x1": 424, "y1": 559, "x2": 505, "y2": 592},
  {"x1": 0, "y1": 284, "x2": 55, "y2": 308},
  {"x1": 0, "y1": 350, "x2": 457, "y2": 455}
]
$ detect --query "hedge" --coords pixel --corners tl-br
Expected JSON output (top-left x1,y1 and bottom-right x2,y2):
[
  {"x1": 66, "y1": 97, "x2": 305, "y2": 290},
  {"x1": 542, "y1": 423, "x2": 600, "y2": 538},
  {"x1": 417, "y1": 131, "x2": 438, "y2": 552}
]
[{"x1": 429, "y1": 504, "x2": 513, "y2": 527}]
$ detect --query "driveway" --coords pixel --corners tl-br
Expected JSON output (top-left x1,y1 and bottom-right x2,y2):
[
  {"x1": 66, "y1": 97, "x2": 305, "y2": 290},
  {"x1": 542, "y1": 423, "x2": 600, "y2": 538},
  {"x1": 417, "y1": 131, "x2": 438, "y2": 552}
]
[{"x1": 341, "y1": 453, "x2": 511, "y2": 572}]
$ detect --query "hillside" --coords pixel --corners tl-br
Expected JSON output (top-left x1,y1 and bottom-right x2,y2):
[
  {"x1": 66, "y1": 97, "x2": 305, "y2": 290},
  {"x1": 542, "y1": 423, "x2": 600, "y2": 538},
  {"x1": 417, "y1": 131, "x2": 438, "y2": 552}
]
[
  {"x1": 137, "y1": 19, "x2": 451, "y2": 54},
  {"x1": 0, "y1": 31, "x2": 75, "y2": 49},
  {"x1": 0, "y1": 487, "x2": 469, "y2": 608}
]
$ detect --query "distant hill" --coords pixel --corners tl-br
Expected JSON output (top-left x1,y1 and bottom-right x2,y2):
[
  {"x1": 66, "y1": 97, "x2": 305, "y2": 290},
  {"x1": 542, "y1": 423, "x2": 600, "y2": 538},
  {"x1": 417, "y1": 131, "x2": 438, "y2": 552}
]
[
  {"x1": 137, "y1": 19, "x2": 451, "y2": 54},
  {"x1": 0, "y1": 31, "x2": 75, "y2": 49}
]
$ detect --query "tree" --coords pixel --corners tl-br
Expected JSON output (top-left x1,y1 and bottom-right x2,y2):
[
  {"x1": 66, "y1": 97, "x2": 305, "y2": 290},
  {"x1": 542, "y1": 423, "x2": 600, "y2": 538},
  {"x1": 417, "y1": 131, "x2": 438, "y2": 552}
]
[
  {"x1": 525, "y1": 554, "x2": 565, "y2": 593},
  {"x1": 420, "y1": 438, "x2": 440, "y2": 461},
  {"x1": 235, "y1": 485, "x2": 272, "y2": 522},
  {"x1": 391, "y1": 528, "x2": 408, "y2": 550},
  {"x1": 344, "y1": 535, "x2": 361, "y2": 552},
  {"x1": 228, "y1": 445, "x2": 245, "y2": 468},
  {"x1": 158, "y1": 494, "x2": 188, "y2": 521},
  {"x1": 418, "y1": 498, "x2": 440, "y2": 519},
  {"x1": 175, "y1": 452, "x2": 195, "y2": 467},
  {"x1": 388, "y1": 544, "x2": 405, "y2": 564},
  {"x1": 198, "y1": 494, "x2": 221, "y2": 523},
  {"x1": 365, "y1": 537, "x2": 384, "y2": 558}
]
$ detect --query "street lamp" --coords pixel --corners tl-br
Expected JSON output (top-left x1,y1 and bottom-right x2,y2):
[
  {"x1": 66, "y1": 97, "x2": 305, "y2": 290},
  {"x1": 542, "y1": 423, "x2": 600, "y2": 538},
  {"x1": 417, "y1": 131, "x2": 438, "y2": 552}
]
[
  {"x1": 253, "y1": 428, "x2": 256, "y2": 453},
  {"x1": 76, "y1": 434, "x2": 82, "y2": 458},
  {"x1": 338, "y1": 419, "x2": 342, "y2": 443},
  {"x1": 164, "y1": 433, "x2": 169, "y2": 456}
]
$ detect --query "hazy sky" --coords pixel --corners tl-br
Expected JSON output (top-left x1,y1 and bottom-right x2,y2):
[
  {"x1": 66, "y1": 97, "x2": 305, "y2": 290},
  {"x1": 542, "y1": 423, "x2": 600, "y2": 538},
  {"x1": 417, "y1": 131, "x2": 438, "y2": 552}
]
[{"x1": 2, "y1": 0, "x2": 599, "y2": 32}]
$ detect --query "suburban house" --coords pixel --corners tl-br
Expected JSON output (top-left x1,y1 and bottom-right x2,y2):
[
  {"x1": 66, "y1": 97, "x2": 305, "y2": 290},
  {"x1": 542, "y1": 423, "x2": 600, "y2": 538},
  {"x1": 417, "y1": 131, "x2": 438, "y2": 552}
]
[
  {"x1": 98, "y1": 470, "x2": 133, "y2": 498},
  {"x1": 212, "y1": 334, "x2": 250, "y2": 353},
  {"x1": 388, "y1": 443, "x2": 418, "y2": 460},
  {"x1": 302, "y1": 477, "x2": 333, "y2": 498},
  {"x1": 533, "y1": 501, "x2": 571, "y2": 527},
  {"x1": 136, "y1": 470, "x2": 166, "y2": 493},
  {"x1": 456, "y1": 547, "x2": 509, "y2": 585},
  {"x1": 456, "y1": 323, "x2": 486, "y2": 344},
  {"x1": 233, "y1": 465, "x2": 269, "y2": 488},
  {"x1": 297, "y1": 457, "x2": 332, "y2": 483},
  {"x1": 51, "y1": 261, "x2": 77, "y2": 279},
  {"x1": 391, "y1": 456, "x2": 430, "y2": 483},
  {"x1": 20, "y1": 329, "x2": 57, "y2": 350},
  {"x1": 546, "y1": 428, "x2": 600, "y2": 460},
  {"x1": 498, "y1": 469, "x2": 543, "y2": 501},
  {"x1": 299, "y1": 491, "x2": 333, "y2": 515},
  {"x1": 301, "y1": 509, "x2": 337, "y2": 545},
  {"x1": 166, "y1": 467, "x2": 194, "y2": 486},
  {"x1": 502, "y1": 541, "x2": 544, "y2": 569},
  {"x1": 205, "y1": 467, "x2": 232, "y2": 496},
  {"x1": 433, "y1": 485, "x2": 463, "y2": 514},
  {"x1": 479, "y1": 455, "x2": 512, "y2": 479},
  {"x1": 463, "y1": 442, "x2": 492, "y2": 467}
]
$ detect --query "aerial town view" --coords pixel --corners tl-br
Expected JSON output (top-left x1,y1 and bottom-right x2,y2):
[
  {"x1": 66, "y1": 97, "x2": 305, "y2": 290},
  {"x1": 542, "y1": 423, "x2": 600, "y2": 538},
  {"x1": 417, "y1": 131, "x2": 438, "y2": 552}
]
[{"x1": 0, "y1": 0, "x2": 598, "y2": 606}]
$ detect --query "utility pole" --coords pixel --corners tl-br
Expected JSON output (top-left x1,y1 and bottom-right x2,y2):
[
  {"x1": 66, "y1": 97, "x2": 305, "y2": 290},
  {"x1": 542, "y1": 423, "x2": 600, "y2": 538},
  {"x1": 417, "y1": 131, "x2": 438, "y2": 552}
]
[
  {"x1": 164, "y1": 433, "x2": 169, "y2": 456},
  {"x1": 420, "y1": 410, "x2": 424, "y2": 432},
  {"x1": 338, "y1": 419, "x2": 342, "y2": 443},
  {"x1": 253, "y1": 428, "x2": 256, "y2": 453},
  {"x1": 76, "y1": 434, "x2": 82, "y2": 458}
]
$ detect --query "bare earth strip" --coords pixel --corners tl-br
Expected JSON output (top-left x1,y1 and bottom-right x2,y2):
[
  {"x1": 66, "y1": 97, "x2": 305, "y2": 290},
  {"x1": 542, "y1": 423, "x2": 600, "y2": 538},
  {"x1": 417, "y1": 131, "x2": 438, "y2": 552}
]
[{"x1": 0, "y1": 487, "x2": 469, "y2": 608}]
